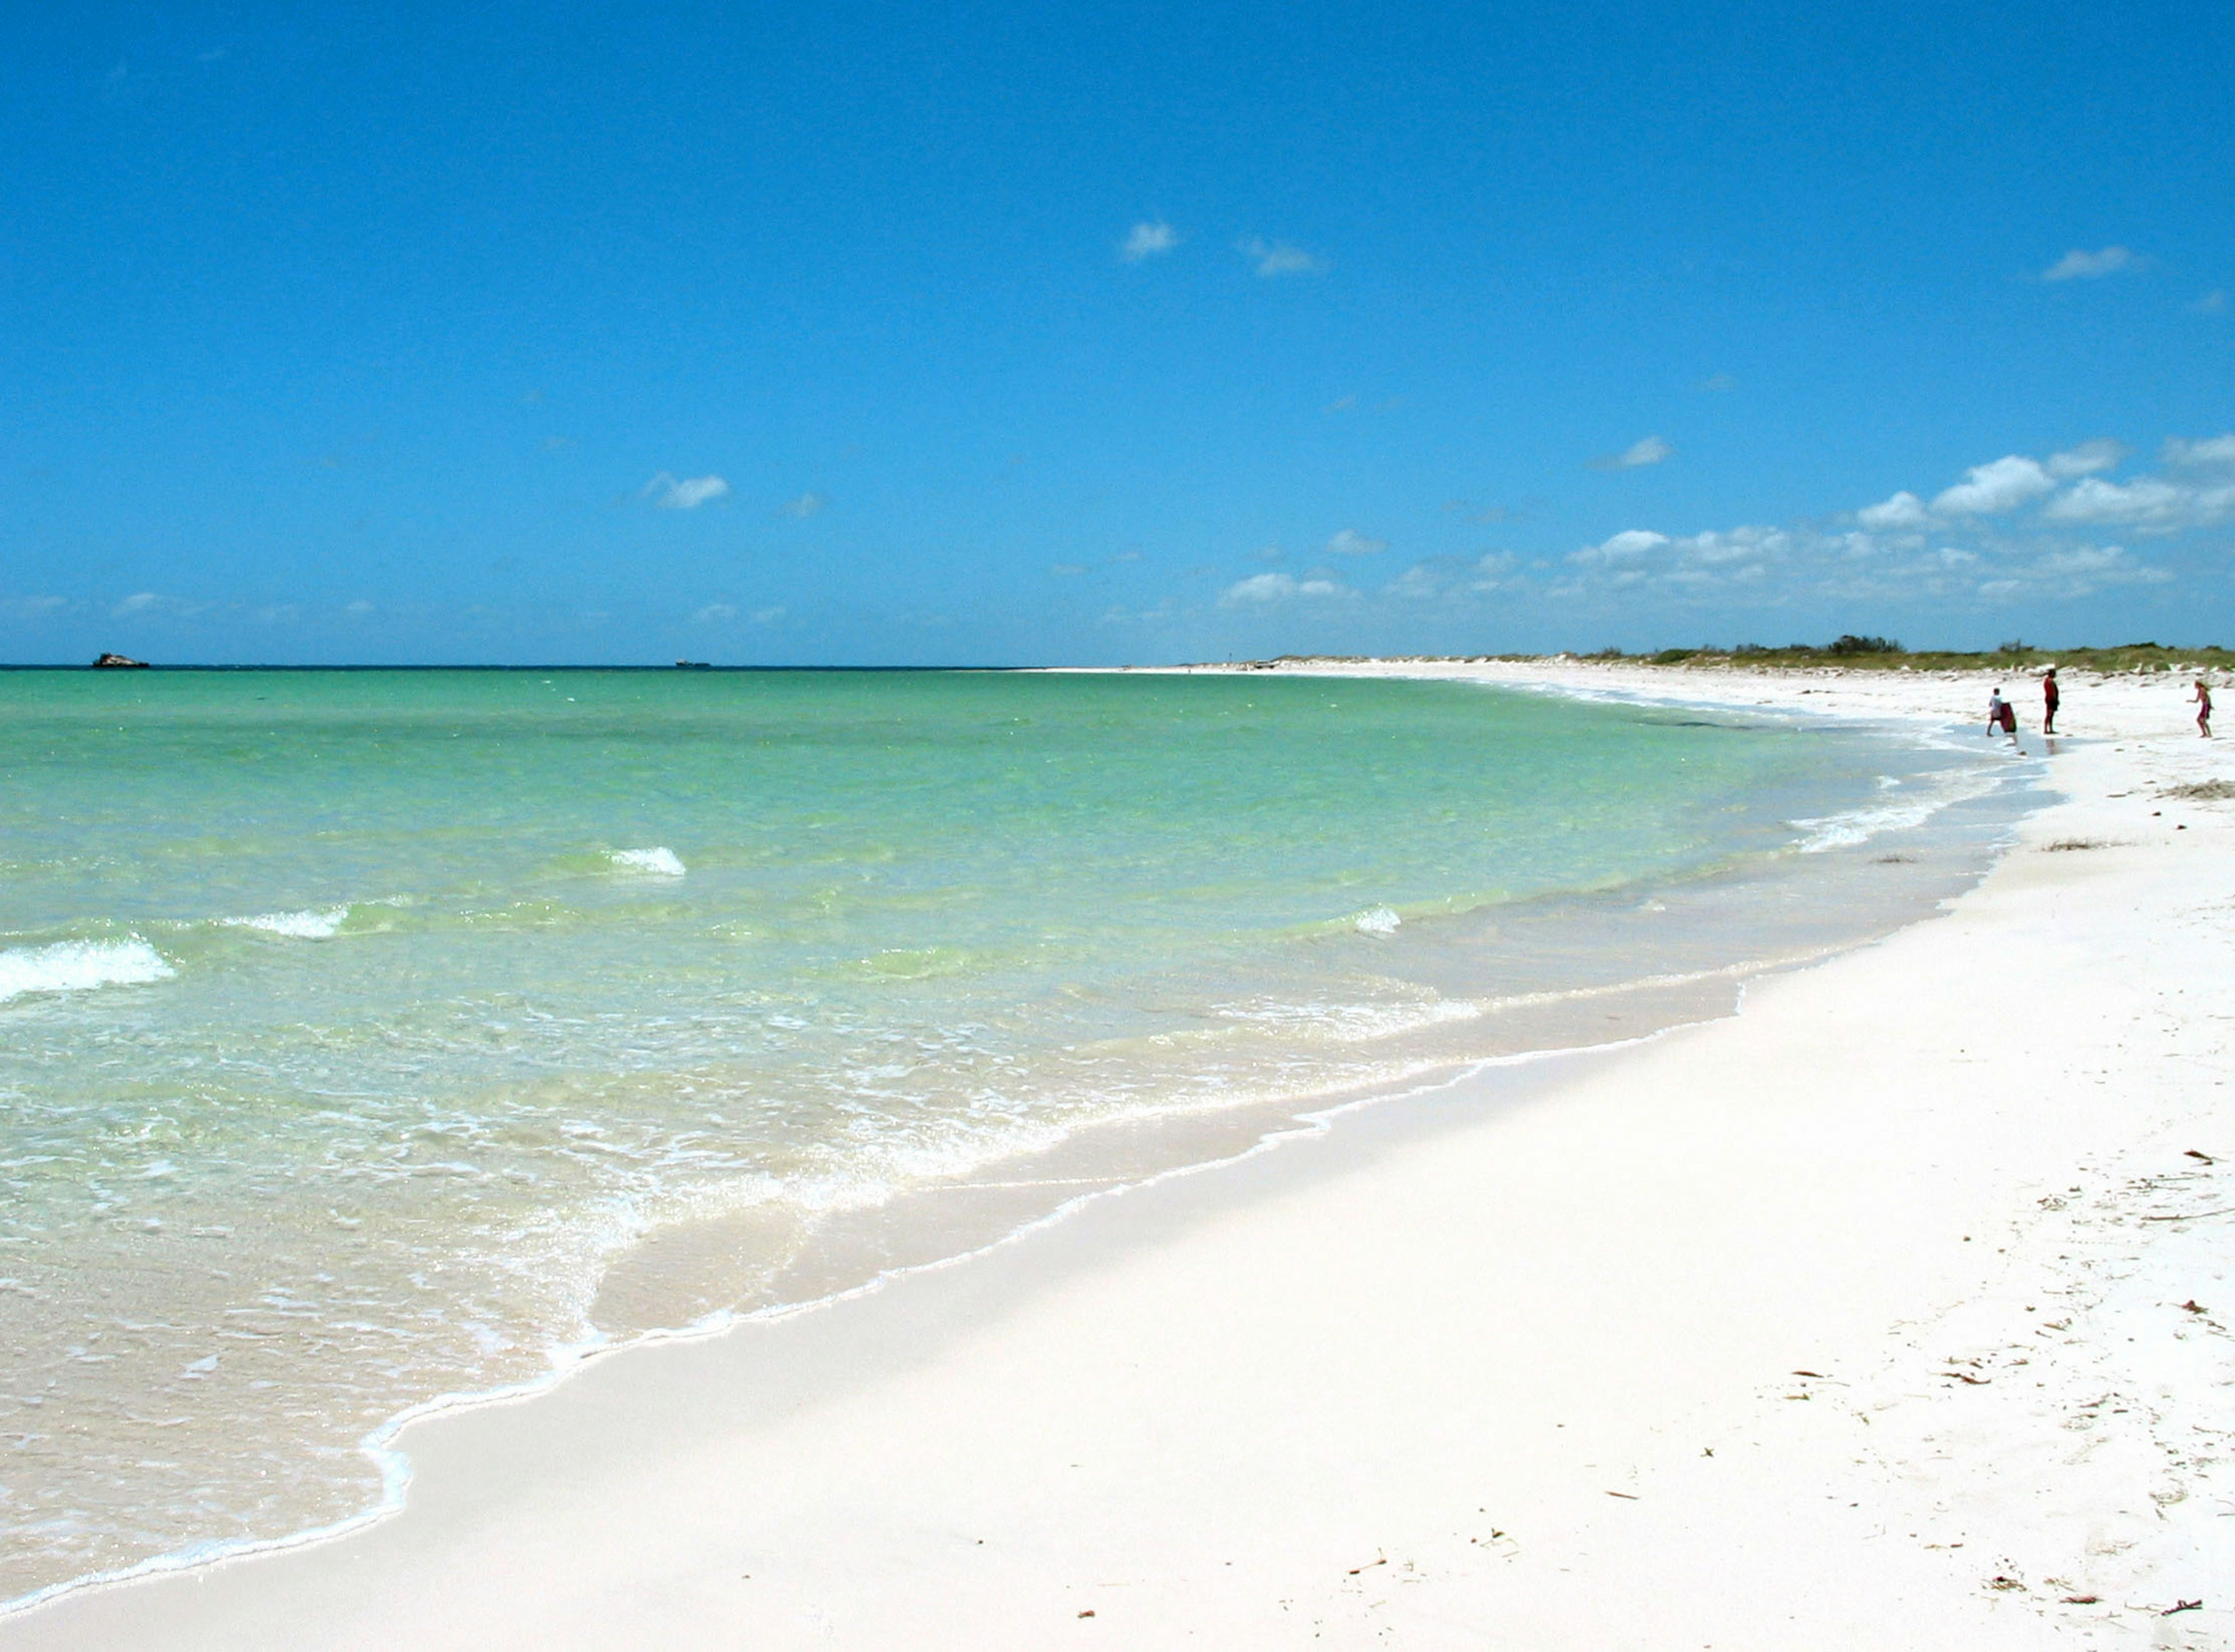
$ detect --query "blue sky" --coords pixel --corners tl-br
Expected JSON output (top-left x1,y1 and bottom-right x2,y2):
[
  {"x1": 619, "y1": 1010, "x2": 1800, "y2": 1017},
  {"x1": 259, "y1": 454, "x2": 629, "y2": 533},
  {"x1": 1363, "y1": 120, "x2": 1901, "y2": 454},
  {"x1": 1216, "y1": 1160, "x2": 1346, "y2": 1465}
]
[{"x1": 2, "y1": 1, "x2": 2230, "y2": 664}]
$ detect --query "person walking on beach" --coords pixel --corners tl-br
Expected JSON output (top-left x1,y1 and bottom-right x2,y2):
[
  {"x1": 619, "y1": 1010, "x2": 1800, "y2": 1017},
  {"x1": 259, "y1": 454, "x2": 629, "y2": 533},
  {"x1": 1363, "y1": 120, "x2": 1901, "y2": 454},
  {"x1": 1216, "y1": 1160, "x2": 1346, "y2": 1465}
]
[
  {"x1": 2195, "y1": 678, "x2": 2213, "y2": 738},
  {"x1": 1986, "y1": 688, "x2": 2017, "y2": 741},
  {"x1": 2042, "y1": 667, "x2": 2059, "y2": 734}
]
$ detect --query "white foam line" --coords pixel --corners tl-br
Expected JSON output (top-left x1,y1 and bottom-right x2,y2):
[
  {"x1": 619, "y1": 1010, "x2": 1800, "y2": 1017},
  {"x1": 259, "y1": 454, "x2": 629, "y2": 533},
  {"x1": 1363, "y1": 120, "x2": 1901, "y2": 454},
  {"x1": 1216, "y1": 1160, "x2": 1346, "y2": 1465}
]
[{"x1": 0, "y1": 939, "x2": 173, "y2": 1005}]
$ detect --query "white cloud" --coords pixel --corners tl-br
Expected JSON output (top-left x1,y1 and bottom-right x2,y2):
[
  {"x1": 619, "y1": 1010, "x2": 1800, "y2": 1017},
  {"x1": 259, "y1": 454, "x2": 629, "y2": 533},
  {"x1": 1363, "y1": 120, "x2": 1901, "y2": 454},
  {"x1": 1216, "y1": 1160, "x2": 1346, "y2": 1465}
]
[
  {"x1": 1593, "y1": 435, "x2": 1672, "y2": 470},
  {"x1": 1120, "y1": 221, "x2": 1179, "y2": 262},
  {"x1": 644, "y1": 472, "x2": 730, "y2": 510},
  {"x1": 2041, "y1": 246, "x2": 2136, "y2": 282},
  {"x1": 116, "y1": 591, "x2": 162, "y2": 614},
  {"x1": 777, "y1": 491, "x2": 824, "y2": 519},
  {"x1": 2045, "y1": 474, "x2": 2235, "y2": 533},
  {"x1": 2046, "y1": 438, "x2": 2128, "y2": 478},
  {"x1": 1238, "y1": 237, "x2": 1325, "y2": 277},
  {"x1": 1857, "y1": 490, "x2": 1929, "y2": 529},
  {"x1": 1573, "y1": 530, "x2": 1670, "y2": 565},
  {"x1": 2163, "y1": 433, "x2": 2235, "y2": 470},
  {"x1": 1, "y1": 595, "x2": 66, "y2": 619},
  {"x1": 751, "y1": 606, "x2": 787, "y2": 625},
  {"x1": 1050, "y1": 563, "x2": 1087, "y2": 576},
  {"x1": 1325, "y1": 528, "x2": 1388, "y2": 556},
  {"x1": 1219, "y1": 572, "x2": 1350, "y2": 604},
  {"x1": 344, "y1": 599, "x2": 375, "y2": 615},
  {"x1": 1932, "y1": 455, "x2": 2056, "y2": 514},
  {"x1": 694, "y1": 603, "x2": 737, "y2": 623},
  {"x1": 2193, "y1": 290, "x2": 2228, "y2": 315},
  {"x1": 2042, "y1": 476, "x2": 2187, "y2": 527},
  {"x1": 1698, "y1": 374, "x2": 1737, "y2": 393}
]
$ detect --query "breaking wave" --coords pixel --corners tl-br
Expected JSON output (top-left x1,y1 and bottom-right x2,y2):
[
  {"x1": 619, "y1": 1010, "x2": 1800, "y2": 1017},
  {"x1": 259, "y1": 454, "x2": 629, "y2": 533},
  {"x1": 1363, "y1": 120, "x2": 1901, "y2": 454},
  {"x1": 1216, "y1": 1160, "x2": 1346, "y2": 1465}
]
[
  {"x1": 0, "y1": 939, "x2": 174, "y2": 1004},
  {"x1": 608, "y1": 848, "x2": 686, "y2": 876}
]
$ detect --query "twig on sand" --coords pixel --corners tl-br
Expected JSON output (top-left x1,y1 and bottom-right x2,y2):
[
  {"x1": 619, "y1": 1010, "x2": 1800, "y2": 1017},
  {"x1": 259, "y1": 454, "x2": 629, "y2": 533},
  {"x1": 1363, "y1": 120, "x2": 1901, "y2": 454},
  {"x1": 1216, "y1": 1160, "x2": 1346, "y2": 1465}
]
[
  {"x1": 1604, "y1": 1490, "x2": 1638, "y2": 1500},
  {"x1": 2142, "y1": 1208, "x2": 2235, "y2": 1221},
  {"x1": 2162, "y1": 1599, "x2": 2203, "y2": 1616}
]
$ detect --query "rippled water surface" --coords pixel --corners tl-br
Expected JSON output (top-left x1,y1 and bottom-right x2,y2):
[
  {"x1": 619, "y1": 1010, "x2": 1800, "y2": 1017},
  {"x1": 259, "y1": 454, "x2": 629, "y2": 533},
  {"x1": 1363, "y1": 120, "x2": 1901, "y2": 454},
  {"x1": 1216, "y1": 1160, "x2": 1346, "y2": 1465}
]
[{"x1": 0, "y1": 667, "x2": 2016, "y2": 1603}]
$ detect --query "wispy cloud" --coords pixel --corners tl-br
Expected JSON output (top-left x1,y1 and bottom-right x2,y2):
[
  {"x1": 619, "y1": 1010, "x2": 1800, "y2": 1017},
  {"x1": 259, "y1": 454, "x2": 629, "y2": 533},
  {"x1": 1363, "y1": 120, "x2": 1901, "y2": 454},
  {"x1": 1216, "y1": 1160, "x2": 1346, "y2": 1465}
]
[
  {"x1": 109, "y1": 591, "x2": 218, "y2": 620},
  {"x1": 694, "y1": 602, "x2": 737, "y2": 623},
  {"x1": 643, "y1": 472, "x2": 730, "y2": 510},
  {"x1": 1325, "y1": 528, "x2": 1388, "y2": 556},
  {"x1": 1591, "y1": 435, "x2": 1673, "y2": 471},
  {"x1": 2041, "y1": 246, "x2": 2137, "y2": 282},
  {"x1": 1221, "y1": 571, "x2": 1351, "y2": 604},
  {"x1": 0, "y1": 595, "x2": 67, "y2": 620},
  {"x1": 1120, "y1": 221, "x2": 1179, "y2": 262},
  {"x1": 777, "y1": 491, "x2": 824, "y2": 519},
  {"x1": 1383, "y1": 553, "x2": 1516, "y2": 601},
  {"x1": 1238, "y1": 237, "x2": 1325, "y2": 278},
  {"x1": 2046, "y1": 438, "x2": 2128, "y2": 478},
  {"x1": 1571, "y1": 530, "x2": 1672, "y2": 566},
  {"x1": 1697, "y1": 374, "x2": 1737, "y2": 393},
  {"x1": 751, "y1": 606, "x2": 787, "y2": 625},
  {"x1": 2193, "y1": 290, "x2": 2228, "y2": 315},
  {"x1": 2163, "y1": 434, "x2": 2235, "y2": 470}
]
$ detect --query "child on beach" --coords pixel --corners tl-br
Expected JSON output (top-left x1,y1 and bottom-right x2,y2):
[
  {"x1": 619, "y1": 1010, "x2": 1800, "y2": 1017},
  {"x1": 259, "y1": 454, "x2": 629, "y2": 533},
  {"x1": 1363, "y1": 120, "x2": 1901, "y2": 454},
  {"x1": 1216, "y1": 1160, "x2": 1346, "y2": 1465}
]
[
  {"x1": 2196, "y1": 679, "x2": 2213, "y2": 738},
  {"x1": 1986, "y1": 688, "x2": 2017, "y2": 740},
  {"x1": 2042, "y1": 668, "x2": 2059, "y2": 734}
]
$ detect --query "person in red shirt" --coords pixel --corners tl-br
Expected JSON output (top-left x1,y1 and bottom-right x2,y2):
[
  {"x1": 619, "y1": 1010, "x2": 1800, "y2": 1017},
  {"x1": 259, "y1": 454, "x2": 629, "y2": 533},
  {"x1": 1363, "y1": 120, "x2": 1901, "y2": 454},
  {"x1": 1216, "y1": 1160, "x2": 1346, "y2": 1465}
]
[{"x1": 2042, "y1": 667, "x2": 2059, "y2": 734}]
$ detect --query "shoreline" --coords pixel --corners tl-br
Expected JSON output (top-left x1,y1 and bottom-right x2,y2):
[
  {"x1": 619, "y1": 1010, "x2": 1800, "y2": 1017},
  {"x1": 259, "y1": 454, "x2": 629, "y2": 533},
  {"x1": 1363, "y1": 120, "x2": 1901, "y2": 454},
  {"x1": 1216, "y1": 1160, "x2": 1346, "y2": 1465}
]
[
  {"x1": 0, "y1": 665, "x2": 2008, "y2": 1614},
  {"x1": 7, "y1": 661, "x2": 2230, "y2": 1647}
]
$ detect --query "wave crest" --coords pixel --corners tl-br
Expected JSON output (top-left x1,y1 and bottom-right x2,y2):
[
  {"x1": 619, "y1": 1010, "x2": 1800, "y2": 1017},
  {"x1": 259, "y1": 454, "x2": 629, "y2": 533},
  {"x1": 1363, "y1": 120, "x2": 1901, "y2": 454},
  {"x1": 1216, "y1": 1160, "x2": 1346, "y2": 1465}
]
[
  {"x1": 221, "y1": 907, "x2": 350, "y2": 940},
  {"x1": 0, "y1": 939, "x2": 174, "y2": 1004},
  {"x1": 608, "y1": 848, "x2": 686, "y2": 876}
]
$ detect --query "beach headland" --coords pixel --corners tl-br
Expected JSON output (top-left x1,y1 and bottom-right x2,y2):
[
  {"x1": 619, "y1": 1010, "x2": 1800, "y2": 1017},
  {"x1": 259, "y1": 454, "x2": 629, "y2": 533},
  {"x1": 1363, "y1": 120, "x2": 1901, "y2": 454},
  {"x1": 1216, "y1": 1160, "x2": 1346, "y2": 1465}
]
[{"x1": 6, "y1": 658, "x2": 2230, "y2": 1649}]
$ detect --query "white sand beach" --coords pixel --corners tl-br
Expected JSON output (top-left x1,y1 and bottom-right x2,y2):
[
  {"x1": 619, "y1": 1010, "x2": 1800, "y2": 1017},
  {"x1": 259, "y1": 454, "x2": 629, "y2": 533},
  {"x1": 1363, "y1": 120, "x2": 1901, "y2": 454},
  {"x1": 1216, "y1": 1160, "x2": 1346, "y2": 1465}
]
[{"x1": 8, "y1": 660, "x2": 2231, "y2": 1649}]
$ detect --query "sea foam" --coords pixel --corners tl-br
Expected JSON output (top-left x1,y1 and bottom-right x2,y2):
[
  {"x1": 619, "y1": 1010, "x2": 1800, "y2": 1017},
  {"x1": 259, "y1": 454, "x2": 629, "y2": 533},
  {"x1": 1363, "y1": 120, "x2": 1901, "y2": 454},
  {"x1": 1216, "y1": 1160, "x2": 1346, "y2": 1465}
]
[
  {"x1": 1791, "y1": 770, "x2": 1999, "y2": 853},
  {"x1": 221, "y1": 907, "x2": 351, "y2": 940},
  {"x1": 608, "y1": 848, "x2": 686, "y2": 876},
  {"x1": 0, "y1": 939, "x2": 175, "y2": 1004}
]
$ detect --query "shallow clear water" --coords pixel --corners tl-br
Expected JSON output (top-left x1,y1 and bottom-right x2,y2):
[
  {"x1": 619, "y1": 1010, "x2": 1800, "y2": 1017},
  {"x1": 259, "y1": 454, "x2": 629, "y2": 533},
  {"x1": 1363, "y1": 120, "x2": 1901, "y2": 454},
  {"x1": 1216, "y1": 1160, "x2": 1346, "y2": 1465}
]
[{"x1": 0, "y1": 668, "x2": 2018, "y2": 1602}]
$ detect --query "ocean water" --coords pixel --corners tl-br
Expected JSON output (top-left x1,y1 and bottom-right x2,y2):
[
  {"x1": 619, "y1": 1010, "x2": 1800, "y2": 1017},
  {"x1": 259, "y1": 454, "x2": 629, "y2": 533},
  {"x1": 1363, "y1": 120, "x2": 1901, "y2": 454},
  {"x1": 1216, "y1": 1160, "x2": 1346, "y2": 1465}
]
[{"x1": 0, "y1": 668, "x2": 2023, "y2": 1604}]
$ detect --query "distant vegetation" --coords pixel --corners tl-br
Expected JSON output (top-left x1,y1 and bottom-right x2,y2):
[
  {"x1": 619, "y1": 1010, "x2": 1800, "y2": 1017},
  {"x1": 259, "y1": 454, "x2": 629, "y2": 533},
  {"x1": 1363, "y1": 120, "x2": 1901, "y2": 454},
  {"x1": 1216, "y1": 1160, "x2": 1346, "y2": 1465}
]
[{"x1": 1560, "y1": 640, "x2": 2234, "y2": 673}]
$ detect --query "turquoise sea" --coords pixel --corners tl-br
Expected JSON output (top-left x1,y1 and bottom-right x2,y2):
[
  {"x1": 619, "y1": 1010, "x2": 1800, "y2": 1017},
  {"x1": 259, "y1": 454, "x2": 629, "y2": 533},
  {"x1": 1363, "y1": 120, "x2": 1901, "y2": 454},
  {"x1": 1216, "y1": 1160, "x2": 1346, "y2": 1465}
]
[{"x1": 0, "y1": 668, "x2": 2021, "y2": 1604}]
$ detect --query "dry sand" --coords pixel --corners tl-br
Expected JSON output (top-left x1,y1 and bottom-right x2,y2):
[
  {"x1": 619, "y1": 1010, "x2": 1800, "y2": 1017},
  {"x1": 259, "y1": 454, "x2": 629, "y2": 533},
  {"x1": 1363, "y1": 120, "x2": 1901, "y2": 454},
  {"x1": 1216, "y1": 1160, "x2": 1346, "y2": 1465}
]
[{"x1": 6, "y1": 660, "x2": 2231, "y2": 1649}]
